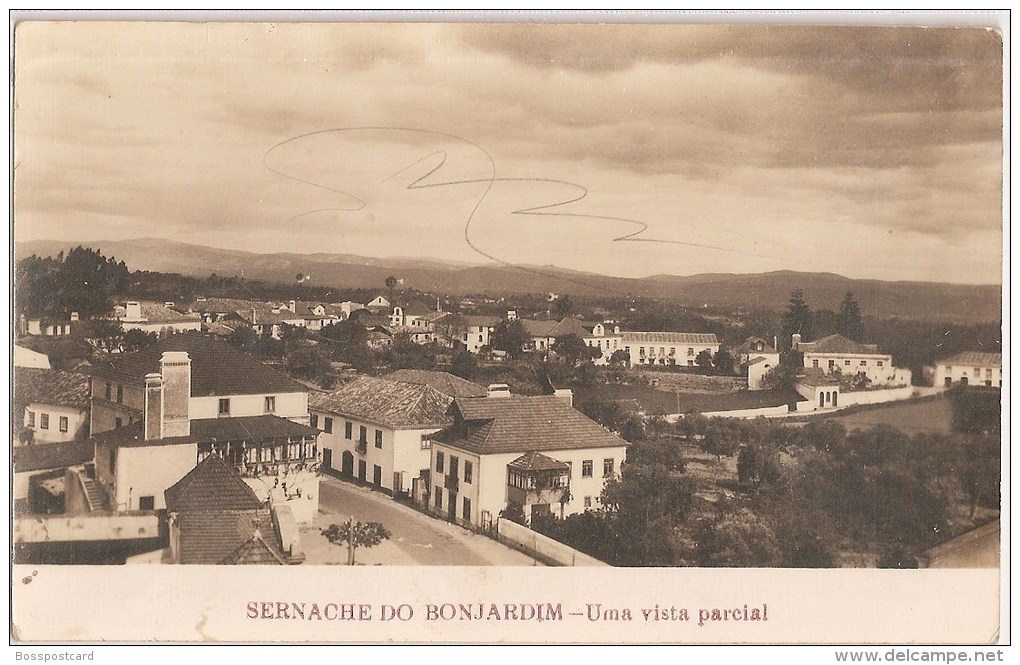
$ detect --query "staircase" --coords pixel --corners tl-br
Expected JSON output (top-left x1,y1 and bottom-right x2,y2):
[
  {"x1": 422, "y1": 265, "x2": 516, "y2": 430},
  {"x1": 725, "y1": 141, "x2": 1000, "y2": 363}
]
[{"x1": 79, "y1": 476, "x2": 103, "y2": 512}]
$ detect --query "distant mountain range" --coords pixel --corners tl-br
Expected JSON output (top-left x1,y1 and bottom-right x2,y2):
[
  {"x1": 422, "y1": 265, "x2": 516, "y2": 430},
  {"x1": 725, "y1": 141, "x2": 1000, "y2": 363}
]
[{"x1": 16, "y1": 238, "x2": 1002, "y2": 323}]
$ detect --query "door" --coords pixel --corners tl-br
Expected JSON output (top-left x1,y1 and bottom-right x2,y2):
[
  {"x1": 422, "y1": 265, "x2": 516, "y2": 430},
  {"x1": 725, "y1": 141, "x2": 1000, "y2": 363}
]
[
  {"x1": 341, "y1": 451, "x2": 354, "y2": 476},
  {"x1": 944, "y1": 377, "x2": 953, "y2": 387},
  {"x1": 447, "y1": 492, "x2": 458, "y2": 522},
  {"x1": 322, "y1": 448, "x2": 332, "y2": 471},
  {"x1": 373, "y1": 465, "x2": 382, "y2": 487},
  {"x1": 358, "y1": 460, "x2": 367, "y2": 482}
]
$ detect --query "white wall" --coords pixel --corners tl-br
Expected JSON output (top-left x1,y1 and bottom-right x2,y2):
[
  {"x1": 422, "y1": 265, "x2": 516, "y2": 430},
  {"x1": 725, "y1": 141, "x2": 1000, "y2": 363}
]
[
  {"x1": 14, "y1": 346, "x2": 50, "y2": 369},
  {"x1": 934, "y1": 363, "x2": 1001, "y2": 388},
  {"x1": 803, "y1": 352, "x2": 900, "y2": 385},
  {"x1": 120, "y1": 320, "x2": 202, "y2": 334},
  {"x1": 701, "y1": 404, "x2": 791, "y2": 419},
  {"x1": 497, "y1": 517, "x2": 608, "y2": 566},
  {"x1": 190, "y1": 392, "x2": 308, "y2": 423},
  {"x1": 23, "y1": 402, "x2": 87, "y2": 443},
  {"x1": 838, "y1": 385, "x2": 915, "y2": 408},
  {"x1": 623, "y1": 341, "x2": 720, "y2": 367},
  {"x1": 115, "y1": 443, "x2": 198, "y2": 511}
]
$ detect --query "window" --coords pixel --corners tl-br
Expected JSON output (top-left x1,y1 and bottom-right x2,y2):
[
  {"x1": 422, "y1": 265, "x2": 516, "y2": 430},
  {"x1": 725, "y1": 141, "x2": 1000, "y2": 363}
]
[
  {"x1": 310, "y1": 413, "x2": 319, "y2": 429},
  {"x1": 687, "y1": 347, "x2": 694, "y2": 356},
  {"x1": 138, "y1": 496, "x2": 155, "y2": 510},
  {"x1": 877, "y1": 361, "x2": 884, "y2": 367},
  {"x1": 434, "y1": 487, "x2": 443, "y2": 508},
  {"x1": 218, "y1": 398, "x2": 230, "y2": 415},
  {"x1": 59, "y1": 416, "x2": 68, "y2": 433},
  {"x1": 582, "y1": 460, "x2": 593, "y2": 478},
  {"x1": 828, "y1": 360, "x2": 835, "y2": 369},
  {"x1": 603, "y1": 458, "x2": 615, "y2": 477},
  {"x1": 116, "y1": 385, "x2": 123, "y2": 403},
  {"x1": 115, "y1": 417, "x2": 123, "y2": 428},
  {"x1": 324, "y1": 417, "x2": 333, "y2": 434},
  {"x1": 40, "y1": 414, "x2": 49, "y2": 430},
  {"x1": 639, "y1": 347, "x2": 645, "y2": 356},
  {"x1": 812, "y1": 359, "x2": 819, "y2": 368},
  {"x1": 344, "y1": 421, "x2": 352, "y2": 439},
  {"x1": 463, "y1": 498, "x2": 472, "y2": 522},
  {"x1": 450, "y1": 456, "x2": 459, "y2": 480},
  {"x1": 660, "y1": 347, "x2": 665, "y2": 356},
  {"x1": 860, "y1": 360, "x2": 867, "y2": 366},
  {"x1": 436, "y1": 451, "x2": 445, "y2": 473},
  {"x1": 359, "y1": 425, "x2": 367, "y2": 443},
  {"x1": 105, "y1": 382, "x2": 112, "y2": 400},
  {"x1": 478, "y1": 334, "x2": 483, "y2": 343},
  {"x1": 584, "y1": 496, "x2": 592, "y2": 509},
  {"x1": 464, "y1": 461, "x2": 473, "y2": 484},
  {"x1": 420, "y1": 434, "x2": 431, "y2": 450},
  {"x1": 845, "y1": 360, "x2": 851, "y2": 366},
  {"x1": 375, "y1": 429, "x2": 383, "y2": 449},
  {"x1": 27, "y1": 411, "x2": 35, "y2": 427},
  {"x1": 110, "y1": 449, "x2": 116, "y2": 473},
  {"x1": 974, "y1": 367, "x2": 981, "y2": 375},
  {"x1": 264, "y1": 396, "x2": 276, "y2": 413}
]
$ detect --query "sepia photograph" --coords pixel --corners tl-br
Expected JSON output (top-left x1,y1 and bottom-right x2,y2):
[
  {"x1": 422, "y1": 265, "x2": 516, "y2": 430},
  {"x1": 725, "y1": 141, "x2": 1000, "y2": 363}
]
[{"x1": 9, "y1": 11, "x2": 1007, "y2": 649}]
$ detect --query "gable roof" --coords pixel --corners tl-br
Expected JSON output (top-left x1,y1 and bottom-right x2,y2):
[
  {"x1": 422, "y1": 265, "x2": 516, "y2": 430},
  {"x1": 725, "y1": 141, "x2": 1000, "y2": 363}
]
[
  {"x1": 938, "y1": 351, "x2": 1002, "y2": 367},
  {"x1": 508, "y1": 451, "x2": 571, "y2": 472},
  {"x1": 436, "y1": 396, "x2": 628, "y2": 455},
  {"x1": 521, "y1": 319, "x2": 560, "y2": 338},
  {"x1": 309, "y1": 376, "x2": 453, "y2": 429},
  {"x1": 175, "y1": 509, "x2": 285, "y2": 565},
  {"x1": 384, "y1": 369, "x2": 488, "y2": 398},
  {"x1": 91, "y1": 414, "x2": 318, "y2": 449},
  {"x1": 219, "y1": 530, "x2": 289, "y2": 565},
  {"x1": 13, "y1": 439, "x2": 94, "y2": 473},
  {"x1": 798, "y1": 334, "x2": 881, "y2": 355},
  {"x1": 399, "y1": 301, "x2": 434, "y2": 317},
  {"x1": 91, "y1": 333, "x2": 306, "y2": 396},
  {"x1": 15, "y1": 368, "x2": 90, "y2": 411},
  {"x1": 734, "y1": 336, "x2": 778, "y2": 355},
  {"x1": 164, "y1": 454, "x2": 262, "y2": 513},
  {"x1": 620, "y1": 331, "x2": 719, "y2": 345},
  {"x1": 116, "y1": 302, "x2": 200, "y2": 325}
]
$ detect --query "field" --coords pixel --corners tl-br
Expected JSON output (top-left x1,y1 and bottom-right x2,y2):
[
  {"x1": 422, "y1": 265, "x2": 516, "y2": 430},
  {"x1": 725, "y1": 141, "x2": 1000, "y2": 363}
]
[
  {"x1": 826, "y1": 395, "x2": 955, "y2": 435},
  {"x1": 574, "y1": 384, "x2": 802, "y2": 416}
]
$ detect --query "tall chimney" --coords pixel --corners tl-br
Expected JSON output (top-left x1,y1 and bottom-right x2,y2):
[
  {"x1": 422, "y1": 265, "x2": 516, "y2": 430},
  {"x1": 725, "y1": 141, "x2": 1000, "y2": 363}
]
[
  {"x1": 144, "y1": 373, "x2": 163, "y2": 440},
  {"x1": 791, "y1": 333, "x2": 802, "y2": 350},
  {"x1": 126, "y1": 302, "x2": 142, "y2": 320},
  {"x1": 289, "y1": 300, "x2": 296, "y2": 312},
  {"x1": 70, "y1": 311, "x2": 80, "y2": 322},
  {"x1": 554, "y1": 388, "x2": 573, "y2": 407},
  {"x1": 160, "y1": 352, "x2": 191, "y2": 437}
]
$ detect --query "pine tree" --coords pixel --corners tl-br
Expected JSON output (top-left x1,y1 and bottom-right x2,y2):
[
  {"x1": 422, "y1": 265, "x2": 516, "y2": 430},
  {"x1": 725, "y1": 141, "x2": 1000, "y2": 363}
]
[
  {"x1": 837, "y1": 292, "x2": 865, "y2": 341},
  {"x1": 780, "y1": 288, "x2": 813, "y2": 348}
]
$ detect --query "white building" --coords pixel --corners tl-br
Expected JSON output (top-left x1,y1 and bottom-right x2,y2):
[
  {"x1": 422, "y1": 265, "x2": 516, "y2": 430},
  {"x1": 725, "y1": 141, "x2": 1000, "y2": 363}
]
[
  {"x1": 115, "y1": 301, "x2": 202, "y2": 335},
  {"x1": 733, "y1": 337, "x2": 781, "y2": 390},
  {"x1": 933, "y1": 351, "x2": 1002, "y2": 388},
  {"x1": 310, "y1": 375, "x2": 458, "y2": 497},
  {"x1": 14, "y1": 345, "x2": 50, "y2": 369},
  {"x1": 793, "y1": 334, "x2": 910, "y2": 387},
  {"x1": 521, "y1": 318, "x2": 623, "y2": 365},
  {"x1": 621, "y1": 332, "x2": 720, "y2": 367},
  {"x1": 428, "y1": 392, "x2": 629, "y2": 528},
  {"x1": 16, "y1": 368, "x2": 90, "y2": 444}
]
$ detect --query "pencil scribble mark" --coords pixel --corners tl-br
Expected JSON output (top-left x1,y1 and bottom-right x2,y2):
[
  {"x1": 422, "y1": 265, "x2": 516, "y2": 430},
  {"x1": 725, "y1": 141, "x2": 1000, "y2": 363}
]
[{"x1": 264, "y1": 127, "x2": 764, "y2": 295}]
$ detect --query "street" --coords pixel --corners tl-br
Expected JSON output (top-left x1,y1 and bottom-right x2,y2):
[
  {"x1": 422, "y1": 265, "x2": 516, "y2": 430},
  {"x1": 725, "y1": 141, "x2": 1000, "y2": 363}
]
[{"x1": 299, "y1": 475, "x2": 539, "y2": 566}]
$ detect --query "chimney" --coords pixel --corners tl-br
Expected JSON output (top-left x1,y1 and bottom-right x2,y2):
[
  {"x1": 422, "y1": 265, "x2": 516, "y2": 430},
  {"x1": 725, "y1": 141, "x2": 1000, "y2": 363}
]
[
  {"x1": 554, "y1": 388, "x2": 573, "y2": 407},
  {"x1": 289, "y1": 300, "x2": 296, "y2": 312},
  {"x1": 251, "y1": 308, "x2": 257, "y2": 326},
  {"x1": 159, "y1": 352, "x2": 191, "y2": 437},
  {"x1": 144, "y1": 373, "x2": 163, "y2": 440},
  {"x1": 69, "y1": 311, "x2": 80, "y2": 322},
  {"x1": 773, "y1": 335, "x2": 778, "y2": 351},
  {"x1": 486, "y1": 383, "x2": 512, "y2": 398},
  {"x1": 125, "y1": 302, "x2": 141, "y2": 320},
  {"x1": 507, "y1": 310, "x2": 517, "y2": 321},
  {"x1": 792, "y1": 333, "x2": 802, "y2": 350}
]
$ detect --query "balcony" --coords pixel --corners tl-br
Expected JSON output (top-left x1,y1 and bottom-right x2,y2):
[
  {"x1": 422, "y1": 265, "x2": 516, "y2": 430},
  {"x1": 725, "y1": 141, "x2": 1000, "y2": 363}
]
[
  {"x1": 444, "y1": 475, "x2": 459, "y2": 493},
  {"x1": 355, "y1": 439, "x2": 368, "y2": 455},
  {"x1": 506, "y1": 452, "x2": 571, "y2": 508}
]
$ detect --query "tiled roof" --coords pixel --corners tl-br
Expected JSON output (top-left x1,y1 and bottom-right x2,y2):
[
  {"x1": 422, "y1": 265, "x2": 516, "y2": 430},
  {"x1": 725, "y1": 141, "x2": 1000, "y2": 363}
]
[
  {"x1": 219, "y1": 530, "x2": 289, "y2": 565},
  {"x1": 796, "y1": 367, "x2": 841, "y2": 387},
  {"x1": 15, "y1": 368, "x2": 90, "y2": 410},
  {"x1": 384, "y1": 370, "x2": 488, "y2": 398},
  {"x1": 190, "y1": 298, "x2": 260, "y2": 313},
  {"x1": 116, "y1": 302, "x2": 201, "y2": 324},
  {"x1": 400, "y1": 301, "x2": 434, "y2": 317},
  {"x1": 798, "y1": 334, "x2": 881, "y2": 355},
  {"x1": 175, "y1": 510, "x2": 285, "y2": 565},
  {"x1": 91, "y1": 333, "x2": 306, "y2": 396},
  {"x1": 422, "y1": 311, "x2": 451, "y2": 324},
  {"x1": 436, "y1": 396, "x2": 628, "y2": 455},
  {"x1": 459, "y1": 315, "x2": 501, "y2": 327},
  {"x1": 734, "y1": 336, "x2": 778, "y2": 355},
  {"x1": 310, "y1": 376, "x2": 453, "y2": 429},
  {"x1": 508, "y1": 451, "x2": 571, "y2": 472},
  {"x1": 292, "y1": 301, "x2": 344, "y2": 318},
  {"x1": 938, "y1": 351, "x2": 1002, "y2": 367},
  {"x1": 164, "y1": 454, "x2": 262, "y2": 513},
  {"x1": 621, "y1": 331, "x2": 719, "y2": 345},
  {"x1": 13, "y1": 439, "x2": 94, "y2": 473},
  {"x1": 91, "y1": 415, "x2": 319, "y2": 449},
  {"x1": 521, "y1": 319, "x2": 560, "y2": 338}
]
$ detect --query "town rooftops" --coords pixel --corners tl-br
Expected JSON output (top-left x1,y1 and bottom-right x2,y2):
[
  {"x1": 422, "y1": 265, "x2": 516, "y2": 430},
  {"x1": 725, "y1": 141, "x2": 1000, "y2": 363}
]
[
  {"x1": 91, "y1": 414, "x2": 319, "y2": 449},
  {"x1": 397, "y1": 301, "x2": 434, "y2": 317},
  {"x1": 938, "y1": 351, "x2": 1002, "y2": 367},
  {"x1": 164, "y1": 454, "x2": 263, "y2": 513},
  {"x1": 797, "y1": 334, "x2": 882, "y2": 355},
  {"x1": 15, "y1": 368, "x2": 90, "y2": 411},
  {"x1": 796, "y1": 367, "x2": 841, "y2": 387},
  {"x1": 436, "y1": 396, "x2": 628, "y2": 455},
  {"x1": 310, "y1": 376, "x2": 453, "y2": 429},
  {"x1": 621, "y1": 331, "x2": 719, "y2": 345},
  {"x1": 175, "y1": 509, "x2": 285, "y2": 565},
  {"x1": 384, "y1": 369, "x2": 488, "y2": 398},
  {"x1": 90, "y1": 334, "x2": 306, "y2": 396},
  {"x1": 116, "y1": 301, "x2": 200, "y2": 325},
  {"x1": 13, "y1": 439, "x2": 95, "y2": 474}
]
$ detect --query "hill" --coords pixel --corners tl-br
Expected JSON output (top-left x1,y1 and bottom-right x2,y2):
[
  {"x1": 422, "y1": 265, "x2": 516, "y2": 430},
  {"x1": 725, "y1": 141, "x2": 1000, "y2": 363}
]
[{"x1": 16, "y1": 238, "x2": 1001, "y2": 323}]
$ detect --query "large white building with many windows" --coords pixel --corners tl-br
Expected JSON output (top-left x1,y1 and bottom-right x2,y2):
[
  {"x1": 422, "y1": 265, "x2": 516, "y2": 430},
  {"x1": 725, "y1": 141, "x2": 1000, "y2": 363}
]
[
  {"x1": 933, "y1": 351, "x2": 1002, "y2": 388},
  {"x1": 427, "y1": 392, "x2": 629, "y2": 529},
  {"x1": 620, "y1": 332, "x2": 719, "y2": 367},
  {"x1": 793, "y1": 334, "x2": 910, "y2": 386}
]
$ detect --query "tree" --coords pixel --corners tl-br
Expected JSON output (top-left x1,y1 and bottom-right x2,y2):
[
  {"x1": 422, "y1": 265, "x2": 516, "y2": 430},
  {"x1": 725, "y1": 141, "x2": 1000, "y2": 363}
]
[
  {"x1": 697, "y1": 508, "x2": 782, "y2": 567},
  {"x1": 700, "y1": 422, "x2": 740, "y2": 461},
  {"x1": 551, "y1": 334, "x2": 592, "y2": 365},
  {"x1": 384, "y1": 276, "x2": 398, "y2": 304},
  {"x1": 451, "y1": 351, "x2": 477, "y2": 379},
  {"x1": 737, "y1": 443, "x2": 782, "y2": 488},
  {"x1": 695, "y1": 349, "x2": 714, "y2": 370},
  {"x1": 609, "y1": 349, "x2": 630, "y2": 366},
  {"x1": 121, "y1": 328, "x2": 157, "y2": 353},
  {"x1": 837, "y1": 292, "x2": 865, "y2": 341},
  {"x1": 553, "y1": 294, "x2": 573, "y2": 318},
  {"x1": 712, "y1": 349, "x2": 735, "y2": 375},
  {"x1": 761, "y1": 353, "x2": 803, "y2": 391},
  {"x1": 322, "y1": 519, "x2": 392, "y2": 565},
  {"x1": 490, "y1": 319, "x2": 530, "y2": 359},
  {"x1": 780, "y1": 289, "x2": 813, "y2": 349}
]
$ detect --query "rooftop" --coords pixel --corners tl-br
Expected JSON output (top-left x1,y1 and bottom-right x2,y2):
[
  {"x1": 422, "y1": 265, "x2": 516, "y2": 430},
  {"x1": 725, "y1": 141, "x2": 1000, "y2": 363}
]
[
  {"x1": 797, "y1": 334, "x2": 882, "y2": 355},
  {"x1": 175, "y1": 509, "x2": 285, "y2": 565},
  {"x1": 938, "y1": 351, "x2": 1002, "y2": 367},
  {"x1": 436, "y1": 395, "x2": 628, "y2": 455},
  {"x1": 734, "y1": 336, "x2": 779, "y2": 355},
  {"x1": 384, "y1": 369, "x2": 488, "y2": 398},
  {"x1": 116, "y1": 301, "x2": 201, "y2": 324},
  {"x1": 15, "y1": 368, "x2": 90, "y2": 411},
  {"x1": 164, "y1": 454, "x2": 263, "y2": 513},
  {"x1": 310, "y1": 376, "x2": 453, "y2": 429},
  {"x1": 621, "y1": 331, "x2": 720, "y2": 345},
  {"x1": 90, "y1": 333, "x2": 306, "y2": 396},
  {"x1": 13, "y1": 439, "x2": 94, "y2": 473},
  {"x1": 508, "y1": 451, "x2": 571, "y2": 472},
  {"x1": 92, "y1": 414, "x2": 319, "y2": 449}
]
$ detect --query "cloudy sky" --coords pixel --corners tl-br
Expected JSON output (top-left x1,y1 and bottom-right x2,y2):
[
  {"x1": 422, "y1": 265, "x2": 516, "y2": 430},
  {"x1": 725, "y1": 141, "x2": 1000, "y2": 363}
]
[{"x1": 13, "y1": 18, "x2": 1004, "y2": 284}]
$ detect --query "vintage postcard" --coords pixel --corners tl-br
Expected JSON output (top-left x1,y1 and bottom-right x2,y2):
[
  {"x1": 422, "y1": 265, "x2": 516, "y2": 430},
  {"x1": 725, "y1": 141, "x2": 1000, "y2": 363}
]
[{"x1": 9, "y1": 12, "x2": 1007, "y2": 648}]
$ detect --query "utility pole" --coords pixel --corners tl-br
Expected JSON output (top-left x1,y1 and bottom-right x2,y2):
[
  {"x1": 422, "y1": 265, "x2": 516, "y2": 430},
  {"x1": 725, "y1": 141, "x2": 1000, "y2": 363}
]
[{"x1": 347, "y1": 516, "x2": 355, "y2": 566}]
